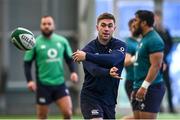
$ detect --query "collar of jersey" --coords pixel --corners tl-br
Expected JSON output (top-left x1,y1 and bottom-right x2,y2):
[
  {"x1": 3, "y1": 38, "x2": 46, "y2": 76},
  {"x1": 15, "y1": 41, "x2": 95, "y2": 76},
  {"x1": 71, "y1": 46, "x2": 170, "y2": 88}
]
[{"x1": 95, "y1": 37, "x2": 113, "y2": 48}]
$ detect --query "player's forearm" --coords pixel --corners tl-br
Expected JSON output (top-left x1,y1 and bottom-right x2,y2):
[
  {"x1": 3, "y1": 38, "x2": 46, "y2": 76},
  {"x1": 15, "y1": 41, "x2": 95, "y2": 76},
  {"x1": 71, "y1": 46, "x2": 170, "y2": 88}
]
[
  {"x1": 64, "y1": 52, "x2": 76, "y2": 72},
  {"x1": 66, "y1": 58, "x2": 76, "y2": 72},
  {"x1": 91, "y1": 67, "x2": 110, "y2": 77},
  {"x1": 124, "y1": 53, "x2": 136, "y2": 66},
  {"x1": 144, "y1": 52, "x2": 163, "y2": 84},
  {"x1": 124, "y1": 59, "x2": 131, "y2": 66},
  {"x1": 24, "y1": 61, "x2": 33, "y2": 83},
  {"x1": 144, "y1": 65, "x2": 160, "y2": 84},
  {"x1": 86, "y1": 51, "x2": 125, "y2": 67},
  {"x1": 83, "y1": 61, "x2": 110, "y2": 77}
]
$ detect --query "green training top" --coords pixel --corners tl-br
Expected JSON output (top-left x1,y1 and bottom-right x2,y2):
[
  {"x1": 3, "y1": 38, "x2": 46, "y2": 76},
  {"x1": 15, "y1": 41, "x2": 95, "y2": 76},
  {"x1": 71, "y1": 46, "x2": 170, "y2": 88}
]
[
  {"x1": 24, "y1": 33, "x2": 73, "y2": 85},
  {"x1": 125, "y1": 37, "x2": 139, "y2": 81},
  {"x1": 134, "y1": 30, "x2": 164, "y2": 89}
]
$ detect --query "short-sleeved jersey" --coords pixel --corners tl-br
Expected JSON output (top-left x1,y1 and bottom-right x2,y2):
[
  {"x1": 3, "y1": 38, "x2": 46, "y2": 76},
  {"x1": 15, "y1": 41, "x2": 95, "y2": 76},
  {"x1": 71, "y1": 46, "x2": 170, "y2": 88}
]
[
  {"x1": 134, "y1": 30, "x2": 164, "y2": 89},
  {"x1": 24, "y1": 33, "x2": 73, "y2": 85},
  {"x1": 125, "y1": 37, "x2": 139, "y2": 81}
]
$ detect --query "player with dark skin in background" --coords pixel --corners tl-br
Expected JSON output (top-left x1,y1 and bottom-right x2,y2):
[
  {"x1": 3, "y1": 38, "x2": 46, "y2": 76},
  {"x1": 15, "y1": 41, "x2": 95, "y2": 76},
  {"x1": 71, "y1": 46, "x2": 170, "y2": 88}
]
[
  {"x1": 130, "y1": 10, "x2": 165, "y2": 120},
  {"x1": 122, "y1": 18, "x2": 140, "y2": 120}
]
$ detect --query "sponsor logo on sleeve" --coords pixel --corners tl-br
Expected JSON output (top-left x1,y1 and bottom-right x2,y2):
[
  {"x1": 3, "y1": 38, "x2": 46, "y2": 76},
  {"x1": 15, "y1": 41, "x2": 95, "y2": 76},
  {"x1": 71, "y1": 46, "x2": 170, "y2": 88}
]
[{"x1": 118, "y1": 47, "x2": 125, "y2": 54}]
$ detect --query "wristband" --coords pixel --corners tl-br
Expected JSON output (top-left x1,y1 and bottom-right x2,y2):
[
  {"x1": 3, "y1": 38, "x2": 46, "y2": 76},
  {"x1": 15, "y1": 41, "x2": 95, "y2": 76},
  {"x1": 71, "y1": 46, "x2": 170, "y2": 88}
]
[{"x1": 141, "y1": 80, "x2": 150, "y2": 89}]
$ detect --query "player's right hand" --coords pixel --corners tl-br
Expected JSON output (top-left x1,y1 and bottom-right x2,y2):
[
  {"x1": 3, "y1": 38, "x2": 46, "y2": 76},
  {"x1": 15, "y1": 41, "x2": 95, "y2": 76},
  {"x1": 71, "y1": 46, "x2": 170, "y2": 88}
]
[
  {"x1": 109, "y1": 67, "x2": 122, "y2": 80},
  {"x1": 72, "y1": 50, "x2": 86, "y2": 62},
  {"x1": 70, "y1": 72, "x2": 79, "y2": 83},
  {"x1": 27, "y1": 81, "x2": 36, "y2": 92}
]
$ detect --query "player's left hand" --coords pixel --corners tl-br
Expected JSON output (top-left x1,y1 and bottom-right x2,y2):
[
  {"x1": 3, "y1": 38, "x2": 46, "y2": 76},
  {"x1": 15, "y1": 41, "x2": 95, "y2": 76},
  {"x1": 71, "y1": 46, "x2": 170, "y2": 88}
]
[
  {"x1": 135, "y1": 87, "x2": 147, "y2": 102},
  {"x1": 109, "y1": 67, "x2": 123, "y2": 80},
  {"x1": 70, "y1": 72, "x2": 79, "y2": 83},
  {"x1": 72, "y1": 50, "x2": 86, "y2": 62}
]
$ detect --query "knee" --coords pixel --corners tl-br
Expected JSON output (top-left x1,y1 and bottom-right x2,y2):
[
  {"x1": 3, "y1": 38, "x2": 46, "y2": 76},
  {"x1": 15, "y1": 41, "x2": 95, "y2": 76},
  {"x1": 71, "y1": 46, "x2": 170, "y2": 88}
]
[
  {"x1": 37, "y1": 111, "x2": 48, "y2": 119},
  {"x1": 62, "y1": 107, "x2": 72, "y2": 119}
]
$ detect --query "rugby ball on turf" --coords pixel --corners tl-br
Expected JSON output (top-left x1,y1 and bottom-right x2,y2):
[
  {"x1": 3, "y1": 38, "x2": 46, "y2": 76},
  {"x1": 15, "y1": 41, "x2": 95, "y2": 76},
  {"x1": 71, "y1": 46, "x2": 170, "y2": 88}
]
[{"x1": 10, "y1": 27, "x2": 36, "y2": 51}]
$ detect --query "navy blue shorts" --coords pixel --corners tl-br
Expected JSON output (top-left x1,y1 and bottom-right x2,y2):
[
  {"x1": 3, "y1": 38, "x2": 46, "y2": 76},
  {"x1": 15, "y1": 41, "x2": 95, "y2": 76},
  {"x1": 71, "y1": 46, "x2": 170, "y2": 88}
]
[
  {"x1": 80, "y1": 95, "x2": 115, "y2": 119},
  {"x1": 132, "y1": 82, "x2": 165, "y2": 113},
  {"x1": 36, "y1": 83, "x2": 69, "y2": 105}
]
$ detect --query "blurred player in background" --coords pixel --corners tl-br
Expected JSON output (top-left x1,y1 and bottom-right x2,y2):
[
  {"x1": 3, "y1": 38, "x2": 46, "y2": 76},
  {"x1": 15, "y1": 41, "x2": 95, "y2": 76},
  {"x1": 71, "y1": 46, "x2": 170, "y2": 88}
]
[
  {"x1": 122, "y1": 18, "x2": 140, "y2": 120},
  {"x1": 154, "y1": 10, "x2": 175, "y2": 113},
  {"x1": 73, "y1": 13, "x2": 126, "y2": 119},
  {"x1": 24, "y1": 16, "x2": 78, "y2": 119},
  {"x1": 131, "y1": 10, "x2": 165, "y2": 119},
  {"x1": 124, "y1": 18, "x2": 140, "y2": 101}
]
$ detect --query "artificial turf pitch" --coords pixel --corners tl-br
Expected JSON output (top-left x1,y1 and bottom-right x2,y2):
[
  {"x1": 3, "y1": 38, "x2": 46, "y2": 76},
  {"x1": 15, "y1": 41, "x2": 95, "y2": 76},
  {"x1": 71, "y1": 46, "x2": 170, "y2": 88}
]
[{"x1": 0, "y1": 113, "x2": 179, "y2": 119}]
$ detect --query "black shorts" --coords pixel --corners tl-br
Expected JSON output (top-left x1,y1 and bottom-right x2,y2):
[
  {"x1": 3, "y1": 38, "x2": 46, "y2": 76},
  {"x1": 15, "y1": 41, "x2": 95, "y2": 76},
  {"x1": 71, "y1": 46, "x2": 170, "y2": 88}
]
[
  {"x1": 80, "y1": 95, "x2": 115, "y2": 119},
  {"x1": 36, "y1": 83, "x2": 69, "y2": 105},
  {"x1": 132, "y1": 82, "x2": 165, "y2": 113}
]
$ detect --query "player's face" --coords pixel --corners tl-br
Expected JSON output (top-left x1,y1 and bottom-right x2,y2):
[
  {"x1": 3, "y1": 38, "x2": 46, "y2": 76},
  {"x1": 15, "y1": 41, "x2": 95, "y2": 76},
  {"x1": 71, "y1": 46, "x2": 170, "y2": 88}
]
[
  {"x1": 154, "y1": 14, "x2": 161, "y2": 27},
  {"x1": 96, "y1": 19, "x2": 116, "y2": 42},
  {"x1": 40, "y1": 17, "x2": 55, "y2": 37},
  {"x1": 130, "y1": 21, "x2": 140, "y2": 37},
  {"x1": 133, "y1": 16, "x2": 143, "y2": 36}
]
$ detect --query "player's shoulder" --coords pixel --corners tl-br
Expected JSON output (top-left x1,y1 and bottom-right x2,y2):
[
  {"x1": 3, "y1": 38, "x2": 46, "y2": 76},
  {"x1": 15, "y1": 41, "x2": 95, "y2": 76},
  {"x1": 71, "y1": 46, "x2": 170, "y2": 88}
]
[
  {"x1": 112, "y1": 37, "x2": 126, "y2": 47},
  {"x1": 147, "y1": 30, "x2": 162, "y2": 41},
  {"x1": 36, "y1": 35, "x2": 42, "y2": 40},
  {"x1": 35, "y1": 35, "x2": 44, "y2": 45},
  {"x1": 154, "y1": 31, "x2": 164, "y2": 42},
  {"x1": 145, "y1": 31, "x2": 164, "y2": 47},
  {"x1": 87, "y1": 39, "x2": 96, "y2": 46},
  {"x1": 126, "y1": 37, "x2": 137, "y2": 43},
  {"x1": 52, "y1": 33, "x2": 71, "y2": 46},
  {"x1": 53, "y1": 33, "x2": 67, "y2": 41},
  {"x1": 82, "y1": 39, "x2": 96, "y2": 52},
  {"x1": 125, "y1": 37, "x2": 133, "y2": 44}
]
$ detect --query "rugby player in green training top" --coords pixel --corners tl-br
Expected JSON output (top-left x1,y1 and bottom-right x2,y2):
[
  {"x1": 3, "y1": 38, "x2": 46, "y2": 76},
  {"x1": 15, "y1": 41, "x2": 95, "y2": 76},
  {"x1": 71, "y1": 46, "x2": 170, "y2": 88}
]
[
  {"x1": 124, "y1": 18, "x2": 139, "y2": 100},
  {"x1": 131, "y1": 10, "x2": 165, "y2": 119},
  {"x1": 122, "y1": 18, "x2": 140, "y2": 120},
  {"x1": 24, "y1": 16, "x2": 78, "y2": 119}
]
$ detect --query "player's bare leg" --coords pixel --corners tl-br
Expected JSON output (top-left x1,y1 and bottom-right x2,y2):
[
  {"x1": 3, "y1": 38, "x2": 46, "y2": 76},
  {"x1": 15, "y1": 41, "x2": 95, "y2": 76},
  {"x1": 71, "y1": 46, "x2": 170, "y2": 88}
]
[
  {"x1": 139, "y1": 111, "x2": 157, "y2": 119},
  {"x1": 133, "y1": 111, "x2": 157, "y2": 119},
  {"x1": 133, "y1": 111, "x2": 140, "y2": 119},
  {"x1": 56, "y1": 96, "x2": 72, "y2": 119},
  {"x1": 36, "y1": 104, "x2": 49, "y2": 119},
  {"x1": 121, "y1": 115, "x2": 134, "y2": 120}
]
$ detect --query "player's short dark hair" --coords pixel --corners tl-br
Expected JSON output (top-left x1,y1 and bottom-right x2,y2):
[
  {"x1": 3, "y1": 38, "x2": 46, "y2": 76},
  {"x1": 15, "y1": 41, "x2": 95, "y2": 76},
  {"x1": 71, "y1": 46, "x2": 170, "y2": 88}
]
[
  {"x1": 41, "y1": 15, "x2": 53, "y2": 19},
  {"x1": 41, "y1": 15, "x2": 55, "y2": 24},
  {"x1": 154, "y1": 10, "x2": 162, "y2": 17},
  {"x1": 97, "y1": 12, "x2": 116, "y2": 24},
  {"x1": 135, "y1": 10, "x2": 154, "y2": 27},
  {"x1": 128, "y1": 18, "x2": 135, "y2": 28}
]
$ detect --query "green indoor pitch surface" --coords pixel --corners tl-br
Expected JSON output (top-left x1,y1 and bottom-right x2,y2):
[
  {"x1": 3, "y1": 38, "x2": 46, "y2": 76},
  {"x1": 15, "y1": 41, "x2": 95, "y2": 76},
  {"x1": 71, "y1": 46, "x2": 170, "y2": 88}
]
[{"x1": 0, "y1": 113, "x2": 180, "y2": 119}]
